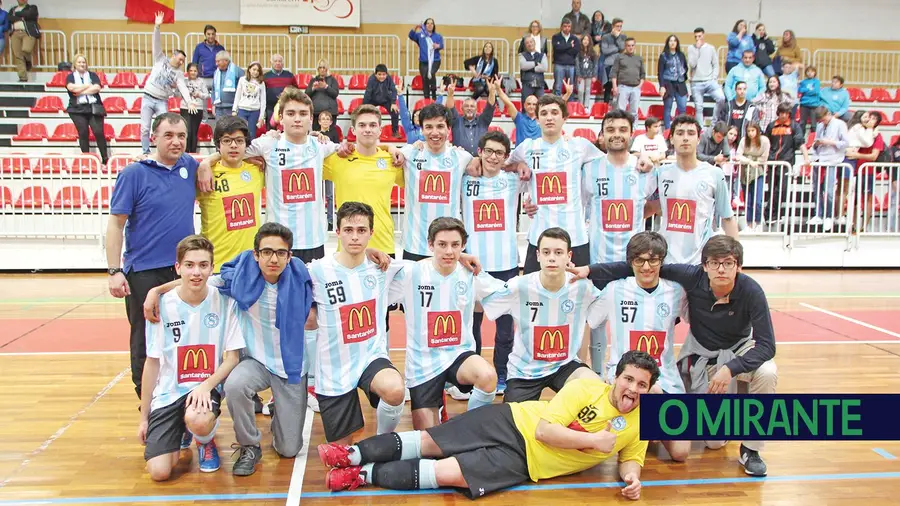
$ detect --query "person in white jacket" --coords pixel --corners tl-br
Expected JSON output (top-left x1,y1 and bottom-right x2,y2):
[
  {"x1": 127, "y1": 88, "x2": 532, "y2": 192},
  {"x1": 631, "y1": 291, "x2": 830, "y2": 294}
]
[{"x1": 233, "y1": 62, "x2": 267, "y2": 139}]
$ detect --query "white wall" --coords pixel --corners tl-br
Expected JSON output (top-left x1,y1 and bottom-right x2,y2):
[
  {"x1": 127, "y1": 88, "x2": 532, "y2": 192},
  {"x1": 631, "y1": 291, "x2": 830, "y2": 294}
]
[{"x1": 34, "y1": 0, "x2": 900, "y2": 41}]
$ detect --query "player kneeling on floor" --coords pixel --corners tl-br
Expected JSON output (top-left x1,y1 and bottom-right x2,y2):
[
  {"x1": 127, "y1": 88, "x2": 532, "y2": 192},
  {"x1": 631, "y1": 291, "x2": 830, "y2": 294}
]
[
  {"x1": 138, "y1": 235, "x2": 245, "y2": 480},
  {"x1": 318, "y1": 350, "x2": 656, "y2": 500}
]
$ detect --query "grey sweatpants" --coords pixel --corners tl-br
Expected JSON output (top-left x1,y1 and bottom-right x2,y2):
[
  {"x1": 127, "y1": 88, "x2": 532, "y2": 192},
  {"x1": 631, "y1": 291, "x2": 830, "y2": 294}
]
[{"x1": 224, "y1": 358, "x2": 308, "y2": 457}]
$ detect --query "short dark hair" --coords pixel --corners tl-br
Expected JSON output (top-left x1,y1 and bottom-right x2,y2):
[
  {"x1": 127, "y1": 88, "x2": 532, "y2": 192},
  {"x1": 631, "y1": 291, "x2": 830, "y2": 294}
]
[
  {"x1": 254, "y1": 222, "x2": 293, "y2": 250},
  {"x1": 204, "y1": 24, "x2": 217, "y2": 33},
  {"x1": 670, "y1": 114, "x2": 701, "y2": 136},
  {"x1": 615, "y1": 350, "x2": 660, "y2": 387},
  {"x1": 625, "y1": 37, "x2": 636, "y2": 44},
  {"x1": 560, "y1": 17, "x2": 572, "y2": 26},
  {"x1": 318, "y1": 110, "x2": 334, "y2": 121},
  {"x1": 742, "y1": 49, "x2": 755, "y2": 57},
  {"x1": 602, "y1": 108, "x2": 634, "y2": 131},
  {"x1": 213, "y1": 115, "x2": 250, "y2": 149},
  {"x1": 374, "y1": 63, "x2": 388, "y2": 74},
  {"x1": 612, "y1": 17, "x2": 623, "y2": 25},
  {"x1": 336, "y1": 201, "x2": 375, "y2": 230},
  {"x1": 151, "y1": 112, "x2": 187, "y2": 134},
  {"x1": 694, "y1": 27, "x2": 705, "y2": 34},
  {"x1": 815, "y1": 105, "x2": 831, "y2": 120},
  {"x1": 186, "y1": 62, "x2": 199, "y2": 73},
  {"x1": 173, "y1": 49, "x2": 186, "y2": 58},
  {"x1": 537, "y1": 94, "x2": 568, "y2": 118},
  {"x1": 735, "y1": 80, "x2": 747, "y2": 89},
  {"x1": 419, "y1": 103, "x2": 452, "y2": 127},
  {"x1": 427, "y1": 217, "x2": 468, "y2": 246},
  {"x1": 712, "y1": 121, "x2": 730, "y2": 135},
  {"x1": 625, "y1": 231, "x2": 668, "y2": 266},
  {"x1": 478, "y1": 130, "x2": 511, "y2": 154},
  {"x1": 776, "y1": 103, "x2": 793, "y2": 116},
  {"x1": 833, "y1": 75, "x2": 845, "y2": 85},
  {"x1": 537, "y1": 227, "x2": 571, "y2": 251},
  {"x1": 701, "y1": 235, "x2": 744, "y2": 267},
  {"x1": 644, "y1": 116, "x2": 660, "y2": 130},
  {"x1": 176, "y1": 234, "x2": 214, "y2": 264}
]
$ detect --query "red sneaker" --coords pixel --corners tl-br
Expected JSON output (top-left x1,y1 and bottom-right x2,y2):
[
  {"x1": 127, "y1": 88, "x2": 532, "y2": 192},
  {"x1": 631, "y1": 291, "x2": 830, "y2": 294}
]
[
  {"x1": 325, "y1": 466, "x2": 367, "y2": 491},
  {"x1": 317, "y1": 443, "x2": 353, "y2": 468}
]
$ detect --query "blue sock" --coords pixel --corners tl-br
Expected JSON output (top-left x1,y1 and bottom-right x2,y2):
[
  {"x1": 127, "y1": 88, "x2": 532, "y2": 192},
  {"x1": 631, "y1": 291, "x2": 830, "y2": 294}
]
[{"x1": 467, "y1": 387, "x2": 495, "y2": 410}]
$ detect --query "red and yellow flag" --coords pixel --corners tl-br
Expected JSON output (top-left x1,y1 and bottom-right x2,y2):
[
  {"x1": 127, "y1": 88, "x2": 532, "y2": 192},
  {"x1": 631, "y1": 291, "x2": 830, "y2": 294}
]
[{"x1": 125, "y1": 0, "x2": 175, "y2": 24}]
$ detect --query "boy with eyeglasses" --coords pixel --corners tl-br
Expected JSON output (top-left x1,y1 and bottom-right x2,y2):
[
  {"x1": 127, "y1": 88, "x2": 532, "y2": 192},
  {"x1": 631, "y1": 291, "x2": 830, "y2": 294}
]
[{"x1": 568, "y1": 234, "x2": 777, "y2": 477}]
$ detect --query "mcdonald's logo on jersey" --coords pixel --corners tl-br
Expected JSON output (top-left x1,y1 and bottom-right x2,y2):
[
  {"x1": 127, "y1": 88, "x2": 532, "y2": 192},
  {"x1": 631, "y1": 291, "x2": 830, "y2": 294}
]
[
  {"x1": 222, "y1": 193, "x2": 257, "y2": 231},
  {"x1": 427, "y1": 310, "x2": 462, "y2": 347},
  {"x1": 472, "y1": 199, "x2": 505, "y2": 231},
  {"x1": 418, "y1": 171, "x2": 451, "y2": 204},
  {"x1": 533, "y1": 325, "x2": 570, "y2": 362},
  {"x1": 666, "y1": 198, "x2": 696, "y2": 233},
  {"x1": 176, "y1": 344, "x2": 216, "y2": 384},
  {"x1": 281, "y1": 168, "x2": 316, "y2": 203},
  {"x1": 629, "y1": 330, "x2": 666, "y2": 366},
  {"x1": 340, "y1": 299, "x2": 377, "y2": 344},
  {"x1": 535, "y1": 172, "x2": 568, "y2": 205},
  {"x1": 601, "y1": 199, "x2": 634, "y2": 232}
]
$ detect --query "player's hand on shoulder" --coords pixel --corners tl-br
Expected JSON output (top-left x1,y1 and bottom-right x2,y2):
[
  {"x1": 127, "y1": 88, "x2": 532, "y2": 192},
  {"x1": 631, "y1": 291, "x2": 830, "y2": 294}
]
[
  {"x1": 465, "y1": 156, "x2": 483, "y2": 177},
  {"x1": 513, "y1": 160, "x2": 532, "y2": 181},
  {"x1": 196, "y1": 158, "x2": 215, "y2": 193},
  {"x1": 636, "y1": 154, "x2": 655, "y2": 173},
  {"x1": 565, "y1": 264, "x2": 590, "y2": 283},
  {"x1": 312, "y1": 131, "x2": 329, "y2": 144},
  {"x1": 458, "y1": 253, "x2": 482, "y2": 275},
  {"x1": 365, "y1": 248, "x2": 392, "y2": 271},
  {"x1": 522, "y1": 193, "x2": 538, "y2": 217},
  {"x1": 143, "y1": 288, "x2": 162, "y2": 323},
  {"x1": 337, "y1": 140, "x2": 355, "y2": 158},
  {"x1": 388, "y1": 146, "x2": 406, "y2": 167},
  {"x1": 621, "y1": 472, "x2": 641, "y2": 500},
  {"x1": 413, "y1": 140, "x2": 426, "y2": 152}
]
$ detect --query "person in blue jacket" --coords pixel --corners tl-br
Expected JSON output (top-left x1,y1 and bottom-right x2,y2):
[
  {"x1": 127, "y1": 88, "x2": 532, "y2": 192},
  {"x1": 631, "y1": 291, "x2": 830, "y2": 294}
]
[
  {"x1": 726, "y1": 20, "x2": 754, "y2": 73},
  {"x1": 409, "y1": 18, "x2": 443, "y2": 101},
  {"x1": 819, "y1": 75, "x2": 851, "y2": 122},
  {"x1": 0, "y1": 5, "x2": 9, "y2": 57},
  {"x1": 798, "y1": 65, "x2": 821, "y2": 134},
  {"x1": 191, "y1": 24, "x2": 225, "y2": 89}
]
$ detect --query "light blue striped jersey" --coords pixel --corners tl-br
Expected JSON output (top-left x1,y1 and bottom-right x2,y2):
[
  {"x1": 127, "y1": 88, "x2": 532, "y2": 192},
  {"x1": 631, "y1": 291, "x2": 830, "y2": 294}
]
[
  {"x1": 481, "y1": 272, "x2": 605, "y2": 380},
  {"x1": 307, "y1": 255, "x2": 404, "y2": 396},
  {"x1": 582, "y1": 155, "x2": 659, "y2": 263},
  {"x1": 400, "y1": 145, "x2": 473, "y2": 255},
  {"x1": 461, "y1": 172, "x2": 525, "y2": 272},
  {"x1": 145, "y1": 288, "x2": 245, "y2": 411},
  {"x1": 509, "y1": 137, "x2": 602, "y2": 247},
  {"x1": 239, "y1": 282, "x2": 298, "y2": 378},
  {"x1": 247, "y1": 136, "x2": 338, "y2": 249},
  {"x1": 388, "y1": 260, "x2": 506, "y2": 387},
  {"x1": 593, "y1": 278, "x2": 688, "y2": 394},
  {"x1": 657, "y1": 162, "x2": 734, "y2": 264}
]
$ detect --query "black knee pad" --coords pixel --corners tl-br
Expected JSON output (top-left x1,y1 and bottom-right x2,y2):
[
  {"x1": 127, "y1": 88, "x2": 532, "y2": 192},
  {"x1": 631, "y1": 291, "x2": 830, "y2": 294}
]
[
  {"x1": 356, "y1": 432, "x2": 402, "y2": 463},
  {"x1": 371, "y1": 459, "x2": 420, "y2": 490}
]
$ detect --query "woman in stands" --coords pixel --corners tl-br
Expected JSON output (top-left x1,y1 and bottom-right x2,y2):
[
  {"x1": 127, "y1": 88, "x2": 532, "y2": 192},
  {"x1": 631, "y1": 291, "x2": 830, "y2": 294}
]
[
  {"x1": 181, "y1": 63, "x2": 209, "y2": 154},
  {"x1": 657, "y1": 34, "x2": 689, "y2": 129},
  {"x1": 776, "y1": 30, "x2": 803, "y2": 69},
  {"x1": 409, "y1": 18, "x2": 443, "y2": 101},
  {"x1": 306, "y1": 59, "x2": 340, "y2": 131},
  {"x1": 232, "y1": 61, "x2": 266, "y2": 139},
  {"x1": 464, "y1": 42, "x2": 500, "y2": 101},
  {"x1": 752, "y1": 75, "x2": 793, "y2": 131},
  {"x1": 726, "y1": 20, "x2": 754, "y2": 73},
  {"x1": 65, "y1": 54, "x2": 109, "y2": 167},
  {"x1": 519, "y1": 20, "x2": 547, "y2": 55},
  {"x1": 735, "y1": 122, "x2": 771, "y2": 233},
  {"x1": 751, "y1": 24, "x2": 776, "y2": 77}
]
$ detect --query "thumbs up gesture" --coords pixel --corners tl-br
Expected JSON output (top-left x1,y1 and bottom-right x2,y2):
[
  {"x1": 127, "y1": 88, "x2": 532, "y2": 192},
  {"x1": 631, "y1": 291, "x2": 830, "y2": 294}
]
[{"x1": 592, "y1": 423, "x2": 618, "y2": 453}]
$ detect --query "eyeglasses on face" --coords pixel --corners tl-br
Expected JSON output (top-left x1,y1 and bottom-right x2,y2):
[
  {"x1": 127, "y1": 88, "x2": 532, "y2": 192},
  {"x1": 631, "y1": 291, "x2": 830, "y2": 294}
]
[
  {"x1": 257, "y1": 248, "x2": 290, "y2": 260},
  {"x1": 632, "y1": 257, "x2": 662, "y2": 267}
]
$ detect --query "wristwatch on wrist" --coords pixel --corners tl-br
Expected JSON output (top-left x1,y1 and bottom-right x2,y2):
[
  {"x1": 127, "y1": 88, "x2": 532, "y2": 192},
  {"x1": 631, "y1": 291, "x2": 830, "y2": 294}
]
[{"x1": 108, "y1": 267, "x2": 123, "y2": 276}]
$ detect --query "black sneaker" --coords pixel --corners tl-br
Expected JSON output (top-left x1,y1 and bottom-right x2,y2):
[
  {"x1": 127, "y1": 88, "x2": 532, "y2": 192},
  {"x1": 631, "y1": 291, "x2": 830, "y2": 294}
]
[
  {"x1": 232, "y1": 443, "x2": 262, "y2": 476},
  {"x1": 739, "y1": 444, "x2": 767, "y2": 476},
  {"x1": 253, "y1": 393, "x2": 264, "y2": 414}
]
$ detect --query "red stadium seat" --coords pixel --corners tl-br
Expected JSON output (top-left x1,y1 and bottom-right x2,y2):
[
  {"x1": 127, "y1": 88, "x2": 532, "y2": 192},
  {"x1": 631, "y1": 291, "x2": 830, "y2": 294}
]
[
  {"x1": 380, "y1": 125, "x2": 406, "y2": 142},
  {"x1": 572, "y1": 128, "x2": 597, "y2": 142},
  {"x1": 891, "y1": 135, "x2": 900, "y2": 147},
  {"x1": 46, "y1": 71, "x2": 71, "y2": 88},
  {"x1": 591, "y1": 80, "x2": 603, "y2": 94},
  {"x1": 1, "y1": 154, "x2": 31, "y2": 173},
  {"x1": 685, "y1": 105, "x2": 696, "y2": 117},
  {"x1": 13, "y1": 123, "x2": 48, "y2": 141},
  {"x1": 94, "y1": 71, "x2": 109, "y2": 88},
  {"x1": 566, "y1": 102, "x2": 589, "y2": 119},
  {"x1": 411, "y1": 75, "x2": 423, "y2": 90},
  {"x1": 869, "y1": 88, "x2": 898, "y2": 103},
  {"x1": 488, "y1": 125, "x2": 504, "y2": 133},
  {"x1": 31, "y1": 96, "x2": 65, "y2": 113},
  {"x1": 349, "y1": 73, "x2": 368, "y2": 90},
  {"x1": 294, "y1": 74, "x2": 312, "y2": 88},
  {"x1": 333, "y1": 74, "x2": 345, "y2": 89},
  {"x1": 847, "y1": 87, "x2": 872, "y2": 102},
  {"x1": 109, "y1": 72, "x2": 139, "y2": 88},
  {"x1": 89, "y1": 123, "x2": 116, "y2": 142},
  {"x1": 167, "y1": 97, "x2": 181, "y2": 112},
  {"x1": 640, "y1": 81, "x2": 660, "y2": 97},
  {"x1": 198, "y1": 122, "x2": 213, "y2": 142},
  {"x1": 140, "y1": 73, "x2": 151, "y2": 88},
  {"x1": 106, "y1": 157, "x2": 130, "y2": 173},
  {"x1": 393, "y1": 75, "x2": 402, "y2": 87},
  {"x1": 477, "y1": 99, "x2": 501, "y2": 117},
  {"x1": 70, "y1": 154, "x2": 101, "y2": 174},
  {"x1": 390, "y1": 186, "x2": 405, "y2": 207},
  {"x1": 34, "y1": 154, "x2": 67, "y2": 174},
  {"x1": 637, "y1": 108, "x2": 647, "y2": 120},
  {"x1": 334, "y1": 125, "x2": 344, "y2": 142},
  {"x1": 117, "y1": 124, "x2": 141, "y2": 142},
  {"x1": 646, "y1": 104, "x2": 665, "y2": 120},
  {"x1": 345, "y1": 126, "x2": 356, "y2": 142},
  {"x1": 414, "y1": 98, "x2": 435, "y2": 111},
  {"x1": 890, "y1": 111, "x2": 900, "y2": 127},
  {"x1": 591, "y1": 102, "x2": 609, "y2": 119},
  {"x1": 49, "y1": 123, "x2": 79, "y2": 142},
  {"x1": 53, "y1": 186, "x2": 88, "y2": 208},
  {"x1": 129, "y1": 96, "x2": 143, "y2": 114},
  {"x1": 805, "y1": 132, "x2": 816, "y2": 149},
  {"x1": 0, "y1": 186, "x2": 12, "y2": 207},
  {"x1": 510, "y1": 127, "x2": 517, "y2": 143},
  {"x1": 14, "y1": 186, "x2": 51, "y2": 208},
  {"x1": 90, "y1": 186, "x2": 113, "y2": 208},
  {"x1": 103, "y1": 96, "x2": 127, "y2": 114},
  {"x1": 261, "y1": 187, "x2": 266, "y2": 209},
  {"x1": 510, "y1": 100, "x2": 522, "y2": 112},
  {"x1": 335, "y1": 98, "x2": 345, "y2": 115}
]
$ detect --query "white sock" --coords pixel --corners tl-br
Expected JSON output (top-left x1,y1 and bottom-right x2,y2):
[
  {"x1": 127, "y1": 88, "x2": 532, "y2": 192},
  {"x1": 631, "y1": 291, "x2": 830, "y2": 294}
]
[
  {"x1": 193, "y1": 419, "x2": 218, "y2": 444},
  {"x1": 399, "y1": 430, "x2": 422, "y2": 460},
  {"x1": 362, "y1": 462, "x2": 375, "y2": 484},
  {"x1": 305, "y1": 328, "x2": 317, "y2": 388},
  {"x1": 418, "y1": 459, "x2": 439, "y2": 489},
  {"x1": 348, "y1": 445, "x2": 362, "y2": 465},
  {"x1": 467, "y1": 387, "x2": 496, "y2": 411},
  {"x1": 376, "y1": 399, "x2": 404, "y2": 434}
]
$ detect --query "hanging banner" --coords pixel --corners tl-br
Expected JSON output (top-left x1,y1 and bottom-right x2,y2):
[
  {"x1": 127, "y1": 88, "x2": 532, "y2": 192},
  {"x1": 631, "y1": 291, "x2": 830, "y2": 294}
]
[{"x1": 240, "y1": 0, "x2": 360, "y2": 27}]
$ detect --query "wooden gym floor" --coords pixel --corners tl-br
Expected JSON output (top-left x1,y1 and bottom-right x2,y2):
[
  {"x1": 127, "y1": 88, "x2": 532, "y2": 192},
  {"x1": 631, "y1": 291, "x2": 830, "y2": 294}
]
[{"x1": 1, "y1": 270, "x2": 899, "y2": 505}]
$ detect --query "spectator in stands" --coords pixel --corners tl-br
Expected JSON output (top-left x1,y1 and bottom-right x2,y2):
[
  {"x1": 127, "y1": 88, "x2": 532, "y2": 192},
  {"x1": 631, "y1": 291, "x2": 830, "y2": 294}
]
[
  {"x1": 141, "y1": 12, "x2": 195, "y2": 155},
  {"x1": 590, "y1": 11, "x2": 611, "y2": 86},
  {"x1": 697, "y1": 121, "x2": 729, "y2": 166},
  {"x1": 725, "y1": 50, "x2": 765, "y2": 102},
  {"x1": 181, "y1": 63, "x2": 209, "y2": 154},
  {"x1": 552, "y1": 18, "x2": 578, "y2": 99},
  {"x1": 306, "y1": 59, "x2": 340, "y2": 130},
  {"x1": 846, "y1": 111, "x2": 876, "y2": 156},
  {"x1": 464, "y1": 43, "x2": 500, "y2": 100},
  {"x1": 724, "y1": 125, "x2": 741, "y2": 200},
  {"x1": 65, "y1": 53, "x2": 109, "y2": 166},
  {"x1": 819, "y1": 75, "x2": 851, "y2": 122},
  {"x1": 233, "y1": 61, "x2": 266, "y2": 139},
  {"x1": 409, "y1": 18, "x2": 443, "y2": 101},
  {"x1": 753, "y1": 75, "x2": 793, "y2": 132},
  {"x1": 611, "y1": 37, "x2": 644, "y2": 117},
  {"x1": 848, "y1": 111, "x2": 886, "y2": 231},
  {"x1": 658, "y1": 34, "x2": 688, "y2": 129},
  {"x1": 630, "y1": 116, "x2": 668, "y2": 164},
  {"x1": 565, "y1": 0, "x2": 591, "y2": 37},
  {"x1": 726, "y1": 20, "x2": 754, "y2": 73},
  {"x1": 263, "y1": 54, "x2": 293, "y2": 127},
  {"x1": 212, "y1": 50, "x2": 244, "y2": 121},
  {"x1": 7, "y1": 0, "x2": 39, "y2": 82},
  {"x1": 688, "y1": 27, "x2": 725, "y2": 124},
  {"x1": 779, "y1": 60, "x2": 802, "y2": 116},
  {"x1": 363, "y1": 63, "x2": 400, "y2": 138},
  {"x1": 191, "y1": 24, "x2": 225, "y2": 89},
  {"x1": 519, "y1": 36, "x2": 547, "y2": 101},
  {"x1": 445, "y1": 78, "x2": 497, "y2": 156},
  {"x1": 717, "y1": 81, "x2": 754, "y2": 138},
  {"x1": 315, "y1": 110, "x2": 338, "y2": 228},
  {"x1": 575, "y1": 34, "x2": 597, "y2": 107},
  {"x1": 775, "y1": 30, "x2": 803, "y2": 69},
  {"x1": 751, "y1": 24, "x2": 776, "y2": 77},
  {"x1": 0, "y1": 4, "x2": 9, "y2": 59},
  {"x1": 107, "y1": 112, "x2": 200, "y2": 399},
  {"x1": 496, "y1": 86, "x2": 549, "y2": 145},
  {"x1": 519, "y1": 20, "x2": 548, "y2": 54},
  {"x1": 798, "y1": 65, "x2": 821, "y2": 134},
  {"x1": 735, "y1": 122, "x2": 771, "y2": 232},
  {"x1": 765, "y1": 103, "x2": 810, "y2": 225},
  {"x1": 600, "y1": 18, "x2": 625, "y2": 103},
  {"x1": 398, "y1": 88, "x2": 444, "y2": 144},
  {"x1": 809, "y1": 106, "x2": 849, "y2": 232}
]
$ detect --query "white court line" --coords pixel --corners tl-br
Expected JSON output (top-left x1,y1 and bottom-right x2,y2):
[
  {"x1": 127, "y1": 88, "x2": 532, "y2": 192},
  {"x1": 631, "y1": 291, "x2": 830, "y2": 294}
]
[
  {"x1": 286, "y1": 406, "x2": 316, "y2": 506},
  {"x1": 800, "y1": 303, "x2": 900, "y2": 340}
]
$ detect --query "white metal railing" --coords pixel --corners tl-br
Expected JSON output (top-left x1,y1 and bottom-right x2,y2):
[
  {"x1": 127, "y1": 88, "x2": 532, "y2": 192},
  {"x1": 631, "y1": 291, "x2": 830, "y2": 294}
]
[
  {"x1": 510, "y1": 37, "x2": 553, "y2": 79},
  {"x1": 69, "y1": 31, "x2": 182, "y2": 73},
  {"x1": 724, "y1": 161, "x2": 794, "y2": 236},
  {"x1": 855, "y1": 163, "x2": 899, "y2": 236},
  {"x1": 185, "y1": 33, "x2": 293, "y2": 72},
  {"x1": 0, "y1": 30, "x2": 68, "y2": 72},
  {"x1": 813, "y1": 49, "x2": 900, "y2": 87},
  {"x1": 408, "y1": 36, "x2": 510, "y2": 77},
  {"x1": 788, "y1": 162, "x2": 856, "y2": 238},
  {"x1": 295, "y1": 34, "x2": 401, "y2": 76}
]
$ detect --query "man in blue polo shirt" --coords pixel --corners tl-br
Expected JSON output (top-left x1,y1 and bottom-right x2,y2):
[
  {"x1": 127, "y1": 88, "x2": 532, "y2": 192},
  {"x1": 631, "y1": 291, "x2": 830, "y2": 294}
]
[{"x1": 107, "y1": 112, "x2": 201, "y2": 399}]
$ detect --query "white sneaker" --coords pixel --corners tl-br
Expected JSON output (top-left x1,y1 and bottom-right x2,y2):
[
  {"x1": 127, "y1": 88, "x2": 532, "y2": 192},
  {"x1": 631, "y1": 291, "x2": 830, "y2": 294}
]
[
  {"x1": 837, "y1": 216, "x2": 848, "y2": 225},
  {"x1": 823, "y1": 218, "x2": 834, "y2": 232},
  {"x1": 446, "y1": 385, "x2": 471, "y2": 401},
  {"x1": 307, "y1": 387, "x2": 320, "y2": 413},
  {"x1": 807, "y1": 217, "x2": 824, "y2": 226}
]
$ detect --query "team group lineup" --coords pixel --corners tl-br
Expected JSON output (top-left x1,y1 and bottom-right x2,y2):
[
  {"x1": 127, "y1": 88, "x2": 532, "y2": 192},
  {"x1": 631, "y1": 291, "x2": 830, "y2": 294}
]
[{"x1": 105, "y1": 83, "x2": 778, "y2": 500}]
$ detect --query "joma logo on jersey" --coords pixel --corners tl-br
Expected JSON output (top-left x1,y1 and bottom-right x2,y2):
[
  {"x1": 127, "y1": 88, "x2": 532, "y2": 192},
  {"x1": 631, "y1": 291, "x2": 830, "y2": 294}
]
[
  {"x1": 222, "y1": 193, "x2": 257, "y2": 231},
  {"x1": 666, "y1": 199, "x2": 696, "y2": 233},
  {"x1": 281, "y1": 168, "x2": 316, "y2": 203},
  {"x1": 629, "y1": 330, "x2": 666, "y2": 366},
  {"x1": 535, "y1": 172, "x2": 568, "y2": 205},
  {"x1": 533, "y1": 325, "x2": 570, "y2": 361},
  {"x1": 177, "y1": 344, "x2": 215, "y2": 384},
  {"x1": 473, "y1": 199, "x2": 505, "y2": 231},
  {"x1": 340, "y1": 299, "x2": 377, "y2": 344},
  {"x1": 418, "y1": 171, "x2": 451, "y2": 204},
  {"x1": 601, "y1": 199, "x2": 634, "y2": 231},
  {"x1": 427, "y1": 311, "x2": 462, "y2": 347}
]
